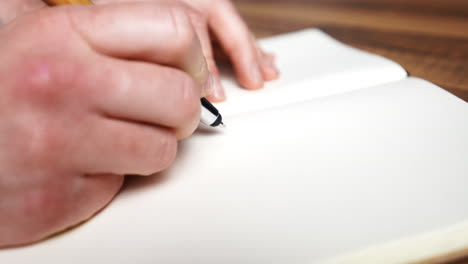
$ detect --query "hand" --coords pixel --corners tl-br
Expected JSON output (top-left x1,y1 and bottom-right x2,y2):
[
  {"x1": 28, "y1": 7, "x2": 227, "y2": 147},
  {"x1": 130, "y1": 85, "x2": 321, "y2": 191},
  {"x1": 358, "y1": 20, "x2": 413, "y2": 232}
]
[
  {"x1": 2, "y1": 0, "x2": 279, "y2": 101},
  {"x1": 0, "y1": 3, "x2": 209, "y2": 247},
  {"x1": 95, "y1": 0, "x2": 280, "y2": 101},
  {"x1": 0, "y1": 0, "x2": 47, "y2": 25}
]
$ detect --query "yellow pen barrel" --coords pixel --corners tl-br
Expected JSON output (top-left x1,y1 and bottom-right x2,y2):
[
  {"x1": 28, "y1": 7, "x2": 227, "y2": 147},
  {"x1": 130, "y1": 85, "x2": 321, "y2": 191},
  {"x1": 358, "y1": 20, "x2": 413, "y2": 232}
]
[{"x1": 44, "y1": 0, "x2": 93, "y2": 5}]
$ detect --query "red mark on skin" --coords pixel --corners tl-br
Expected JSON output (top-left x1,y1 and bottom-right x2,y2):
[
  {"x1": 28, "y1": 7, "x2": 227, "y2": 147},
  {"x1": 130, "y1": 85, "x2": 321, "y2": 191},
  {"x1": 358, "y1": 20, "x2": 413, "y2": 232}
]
[
  {"x1": 11, "y1": 60, "x2": 55, "y2": 100},
  {"x1": 12, "y1": 60, "x2": 65, "y2": 106},
  {"x1": 29, "y1": 63, "x2": 52, "y2": 88}
]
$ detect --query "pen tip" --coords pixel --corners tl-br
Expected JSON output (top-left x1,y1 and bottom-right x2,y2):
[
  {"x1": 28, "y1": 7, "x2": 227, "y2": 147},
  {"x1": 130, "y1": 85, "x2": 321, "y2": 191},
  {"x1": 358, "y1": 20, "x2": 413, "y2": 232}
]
[{"x1": 220, "y1": 122, "x2": 226, "y2": 128}]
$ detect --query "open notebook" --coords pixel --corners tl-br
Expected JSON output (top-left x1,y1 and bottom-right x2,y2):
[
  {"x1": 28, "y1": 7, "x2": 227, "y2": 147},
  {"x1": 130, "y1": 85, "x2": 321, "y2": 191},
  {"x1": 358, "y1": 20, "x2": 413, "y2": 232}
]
[{"x1": 2, "y1": 29, "x2": 468, "y2": 264}]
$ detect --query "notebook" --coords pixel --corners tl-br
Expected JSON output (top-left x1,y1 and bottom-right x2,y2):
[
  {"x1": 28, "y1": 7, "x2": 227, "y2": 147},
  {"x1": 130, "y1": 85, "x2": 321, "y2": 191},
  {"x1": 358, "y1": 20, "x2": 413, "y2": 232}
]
[{"x1": 2, "y1": 29, "x2": 468, "y2": 264}]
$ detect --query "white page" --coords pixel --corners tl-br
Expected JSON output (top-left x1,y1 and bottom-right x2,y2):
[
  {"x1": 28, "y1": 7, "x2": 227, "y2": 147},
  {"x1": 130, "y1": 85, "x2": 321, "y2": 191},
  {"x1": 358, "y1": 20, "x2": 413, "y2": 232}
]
[
  {"x1": 218, "y1": 29, "x2": 407, "y2": 117},
  {"x1": 3, "y1": 78, "x2": 467, "y2": 264}
]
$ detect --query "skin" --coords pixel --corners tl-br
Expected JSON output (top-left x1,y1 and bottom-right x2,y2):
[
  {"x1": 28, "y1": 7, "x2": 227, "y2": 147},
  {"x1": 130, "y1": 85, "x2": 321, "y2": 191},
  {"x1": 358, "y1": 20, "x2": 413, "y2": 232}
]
[
  {"x1": 0, "y1": 0, "x2": 47, "y2": 23},
  {"x1": 96, "y1": 0, "x2": 280, "y2": 101},
  {"x1": 0, "y1": 0, "x2": 279, "y2": 247},
  {"x1": 0, "y1": 2, "x2": 209, "y2": 247},
  {"x1": 2, "y1": 0, "x2": 280, "y2": 101}
]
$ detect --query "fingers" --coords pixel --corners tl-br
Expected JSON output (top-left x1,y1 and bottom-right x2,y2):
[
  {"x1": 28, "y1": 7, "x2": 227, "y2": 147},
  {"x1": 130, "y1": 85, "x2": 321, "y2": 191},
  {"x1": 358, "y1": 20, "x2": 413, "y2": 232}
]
[
  {"x1": 248, "y1": 32, "x2": 279, "y2": 81},
  {"x1": 86, "y1": 58, "x2": 201, "y2": 138},
  {"x1": 0, "y1": 0, "x2": 47, "y2": 24},
  {"x1": 46, "y1": 173, "x2": 123, "y2": 243},
  {"x1": 72, "y1": 117, "x2": 178, "y2": 175},
  {"x1": 67, "y1": 173, "x2": 123, "y2": 228},
  {"x1": 186, "y1": 9, "x2": 226, "y2": 100},
  {"x1": 207, "y1": 0, "x2": 279, "y2": 90},
  {"x1": 1, "y1": 172, "x2": 123, "y2": 247},
  {"x1": 250, "y1": 33, "x2": 278, "y2": 82},
  {"x1": 65, "y1": 2, "x2": 211, "y2": 94},
  {"x1": 259, "y1": 50, "x2": 279, "y2": 81},
  {"x1": 83, "y1": 0, "x2": 277, "y2": 101}
]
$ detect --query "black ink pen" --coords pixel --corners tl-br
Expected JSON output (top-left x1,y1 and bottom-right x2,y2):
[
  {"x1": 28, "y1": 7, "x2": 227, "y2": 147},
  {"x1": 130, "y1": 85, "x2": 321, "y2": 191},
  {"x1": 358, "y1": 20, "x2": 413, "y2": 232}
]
[{"x1": 200, "y1": 98, "x2": 224, "y2": 127}]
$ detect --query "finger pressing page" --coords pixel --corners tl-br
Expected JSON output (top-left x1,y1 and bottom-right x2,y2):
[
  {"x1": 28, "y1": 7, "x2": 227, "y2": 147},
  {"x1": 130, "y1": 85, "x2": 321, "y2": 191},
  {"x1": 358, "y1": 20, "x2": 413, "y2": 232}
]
[
  {"x1": 71, "y1": 116, "x2": 178, "y2": 176},
  {"x1": 88, "y1": 58, "x2": 201, "y2": 136},
  {"x1": 253, "y1": 36, "x2": 279, "y2": 81},
  {"x1": 207, "y1": 1, "x2": 264, "y2": 90},
  {"x1": 66, "y1": 3, "x2": 210, "y2": 91}
]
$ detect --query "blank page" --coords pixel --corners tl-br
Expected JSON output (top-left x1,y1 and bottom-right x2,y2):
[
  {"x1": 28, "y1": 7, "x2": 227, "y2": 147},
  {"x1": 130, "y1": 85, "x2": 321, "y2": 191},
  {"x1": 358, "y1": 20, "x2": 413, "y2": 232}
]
[
  {"x1": 218, "y1": 29, "x2": 407, "y2": 117},
  {"x1": 3, "y1": 78, "x2": 467, "y2": 264}
]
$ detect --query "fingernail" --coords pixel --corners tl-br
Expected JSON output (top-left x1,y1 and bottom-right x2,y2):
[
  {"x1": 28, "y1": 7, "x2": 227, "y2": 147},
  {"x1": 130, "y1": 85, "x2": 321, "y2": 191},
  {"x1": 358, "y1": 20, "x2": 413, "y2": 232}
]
[
  {"x1": 264, "y1": 57, "x2": 275, "y2": 71},
  {"x1": 262, "y1": 56, "x2": 279, "y2": 79},
  {"x1": 250, "y1": 63, "x2": 263, "y2": 88},
  {"x1": 202, "y1": 74, "x2": 215, "y2": 97},
  {"x1": 268, "y1": 62, "x2": 280, "y2": 77},
  {"x1": 262, "y1": 53, "x2": 270, "y2": 64},
  {"x1": 264, "y1": 53, "x2": 277, "y2": 68},
  {"x1": 208, "y1": 75, "x2": 225, "y2": 102}
]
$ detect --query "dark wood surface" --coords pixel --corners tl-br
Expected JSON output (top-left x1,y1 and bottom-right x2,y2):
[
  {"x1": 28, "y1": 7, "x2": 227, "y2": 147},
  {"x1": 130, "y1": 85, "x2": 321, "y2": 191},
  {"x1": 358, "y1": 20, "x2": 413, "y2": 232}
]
[
  {"x1": 232, "y1": 0, "x2": 468, "y2": 263},
  {"x1": 233, "y1": 0, "x2": 468, "y2": 102}
]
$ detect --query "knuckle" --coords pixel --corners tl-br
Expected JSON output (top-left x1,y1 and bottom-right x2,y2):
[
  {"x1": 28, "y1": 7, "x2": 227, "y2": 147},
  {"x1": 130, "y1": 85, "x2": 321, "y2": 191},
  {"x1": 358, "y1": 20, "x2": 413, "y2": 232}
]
[
  {"x1": 16, "y1": 60, "x2": 61, "y2": 101},
  {"x1": 8, "y1": 68, "x2": 74, "y2": 166},
  {"x1": 12, "y1": 56, "x2": 84, "y2": 107}
]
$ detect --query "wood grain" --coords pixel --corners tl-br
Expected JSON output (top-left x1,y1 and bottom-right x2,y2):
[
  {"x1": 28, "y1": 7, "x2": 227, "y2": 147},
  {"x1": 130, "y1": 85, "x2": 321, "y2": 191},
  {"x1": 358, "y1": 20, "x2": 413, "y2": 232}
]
[{"x1": 233, "y1": 0, "x2": 468, "y2": 102}]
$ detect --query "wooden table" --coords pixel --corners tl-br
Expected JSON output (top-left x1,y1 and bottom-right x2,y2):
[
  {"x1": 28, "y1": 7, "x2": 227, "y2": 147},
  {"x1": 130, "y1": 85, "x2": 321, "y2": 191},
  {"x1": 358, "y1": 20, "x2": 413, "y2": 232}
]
[
  {"x1": 233, "y1": 0, "x2": 468, "y2": 103},
  {"x1": 233, "y1": 0, "x2": 468, "y2": 263}
]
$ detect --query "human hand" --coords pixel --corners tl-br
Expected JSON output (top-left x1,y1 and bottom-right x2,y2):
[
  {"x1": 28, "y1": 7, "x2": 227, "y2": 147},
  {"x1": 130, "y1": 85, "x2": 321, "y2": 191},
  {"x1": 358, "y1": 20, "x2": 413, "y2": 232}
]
[
  {"x1": 93, "y1": 0, "x2": 280, "y2": 101},
  {"x1": 0, "y1": 0, "x2": 47, "y2": 25},
  {"x1": 0, "y1": 3, "x2": 209, "y2": 247},
  {"x1": 3, "y1": 0, "x2": 279, "y2": 101}
]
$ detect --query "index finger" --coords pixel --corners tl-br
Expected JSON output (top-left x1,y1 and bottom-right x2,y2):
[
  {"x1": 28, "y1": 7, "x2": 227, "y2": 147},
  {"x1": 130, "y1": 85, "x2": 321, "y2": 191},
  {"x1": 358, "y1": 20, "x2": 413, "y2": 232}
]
[{"x1": 66, "y1": 3, "x2": 211, "y2": 92}]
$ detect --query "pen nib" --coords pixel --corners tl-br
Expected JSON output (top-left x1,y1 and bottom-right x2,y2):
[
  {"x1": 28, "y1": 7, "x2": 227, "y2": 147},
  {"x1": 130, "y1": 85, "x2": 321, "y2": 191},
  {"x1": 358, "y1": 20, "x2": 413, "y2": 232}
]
[{"x1": 219, "y1": 122, "x2": 226, "y2": 128}]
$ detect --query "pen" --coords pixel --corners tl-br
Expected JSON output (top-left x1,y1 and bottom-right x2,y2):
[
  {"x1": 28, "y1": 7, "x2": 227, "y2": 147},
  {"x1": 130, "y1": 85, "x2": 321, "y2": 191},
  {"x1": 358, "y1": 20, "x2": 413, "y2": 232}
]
[{"x1": 44, "y1": 0, "x2": 225, "y2": 128}]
